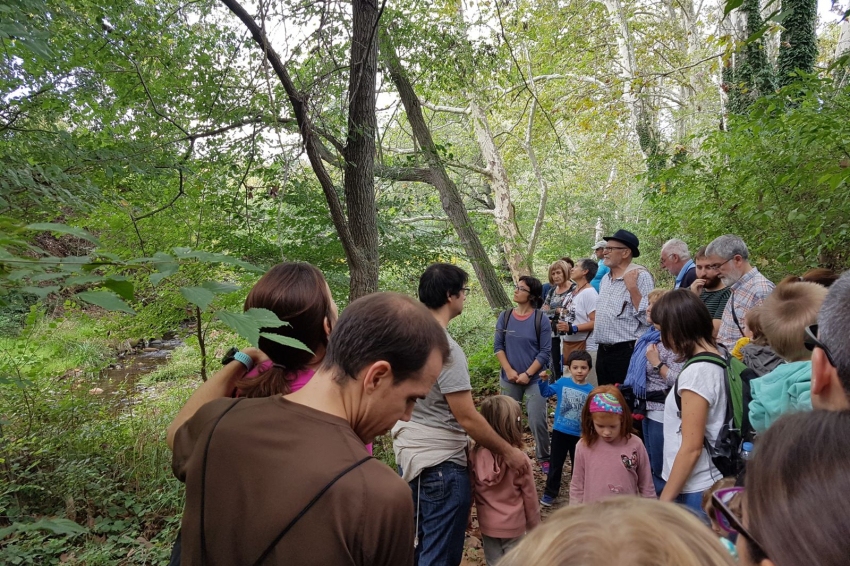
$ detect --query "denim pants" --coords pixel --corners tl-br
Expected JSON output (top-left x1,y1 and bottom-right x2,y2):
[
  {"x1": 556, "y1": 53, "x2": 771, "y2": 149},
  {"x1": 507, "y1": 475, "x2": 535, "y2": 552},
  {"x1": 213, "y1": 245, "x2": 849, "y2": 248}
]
[
  {"x1": 406, "y1": 461, "x2": 471, "y2": 566},
  {"x1": 676, "y1": 490, "x2": 708, "y2": 524},
  {"x1": 501, "y1": 379, "x2": 550, "y2": 462},
  {"x1": 643, "y1": 418, "x2": 666, "y2": 495}
]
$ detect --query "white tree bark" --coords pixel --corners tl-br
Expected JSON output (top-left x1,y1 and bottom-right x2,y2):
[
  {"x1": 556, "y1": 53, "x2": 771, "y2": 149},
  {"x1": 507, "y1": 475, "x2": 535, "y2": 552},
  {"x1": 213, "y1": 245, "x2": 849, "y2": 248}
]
[{"x1": 468, "y1": 99, "x2": 531, "y2": 279}]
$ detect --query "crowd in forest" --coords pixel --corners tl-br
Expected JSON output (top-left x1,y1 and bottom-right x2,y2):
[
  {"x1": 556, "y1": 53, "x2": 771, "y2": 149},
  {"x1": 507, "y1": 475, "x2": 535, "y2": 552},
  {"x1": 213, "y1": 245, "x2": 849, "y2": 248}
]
[{"x1": 163, "y1": 230, "x2": 850, "y2": 566}]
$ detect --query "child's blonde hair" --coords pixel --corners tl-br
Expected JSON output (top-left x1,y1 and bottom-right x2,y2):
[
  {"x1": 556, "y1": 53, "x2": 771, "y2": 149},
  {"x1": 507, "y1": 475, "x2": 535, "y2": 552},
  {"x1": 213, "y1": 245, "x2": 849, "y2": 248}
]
[
  {"x1": 478, "y1": 395, "x2": 523, "y2": 449},
  {"x1": 499, "y1": 497, "x2": 736, "y2": 566},
  {"x1": 647, "y1": 288, "x2": 668, "y2": 304},
  {"x1": 744, "y1": 305, "x2": 768, "y2": 346},
  {"x1": 760, "y1": 281, "x2": 828, "y2": 361}
]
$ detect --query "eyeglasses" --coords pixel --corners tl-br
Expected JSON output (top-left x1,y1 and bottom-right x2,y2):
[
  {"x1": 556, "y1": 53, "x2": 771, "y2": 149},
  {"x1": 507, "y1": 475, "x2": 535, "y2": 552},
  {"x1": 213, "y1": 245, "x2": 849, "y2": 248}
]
[
  {"x1": 804, "y1": 324, "x2": 837, "y2": 368},
  {"x1": 603, "y1": 246, "x2": 629, "y2": 252},
  {"x1": 707, "y1": 257, "x2": 734, "y2": 270},
  {"x1": 461, "y1": 287, "x2": 471, "y2": 294},
  {"x1": 712, "y1": 488, "x2": 769, "y2": 560},
  {"x1": 514, "y1": 285, "x2": 530, "y2": 293}
]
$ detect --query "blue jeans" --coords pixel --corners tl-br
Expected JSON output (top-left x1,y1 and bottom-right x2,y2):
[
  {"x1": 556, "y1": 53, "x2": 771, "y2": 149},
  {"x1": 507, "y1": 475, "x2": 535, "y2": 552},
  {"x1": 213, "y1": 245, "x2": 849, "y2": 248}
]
[
  {"x1": 501, "y1": 379, "x2": 550, "y2": 462},
  {"x1": 676, "y1": 490, "x2": 708, "y2": 524},
  {"x1": 643, "y1": 418, "x2": 666, "y2": 496},
  {"x1": 405, "y1": 461, "x2": 471, "y2": 566}
]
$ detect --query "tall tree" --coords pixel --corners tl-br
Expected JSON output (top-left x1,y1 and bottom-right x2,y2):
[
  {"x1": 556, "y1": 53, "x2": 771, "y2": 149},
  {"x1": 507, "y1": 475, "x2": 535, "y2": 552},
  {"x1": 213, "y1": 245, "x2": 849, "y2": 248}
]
[
  {"x1": 776, "y1": 0, "x2": 819, "y2": 86},
  {"x1": 219, "y1": 0, "x2": 380, "y2": 299}
]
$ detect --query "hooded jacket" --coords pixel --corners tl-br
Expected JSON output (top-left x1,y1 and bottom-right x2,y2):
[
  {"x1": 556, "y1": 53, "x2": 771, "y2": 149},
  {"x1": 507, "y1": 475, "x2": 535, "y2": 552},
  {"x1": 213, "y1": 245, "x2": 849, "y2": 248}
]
[
  {"x1": 469, "y1": 447, "x2": 540, "y2": 539},
  {"x1": 741, "y1": 343, "x2": 785, "y2": 377},
  {"x1": 749, "y1": 361, "x2": 813, "y2": 433}
]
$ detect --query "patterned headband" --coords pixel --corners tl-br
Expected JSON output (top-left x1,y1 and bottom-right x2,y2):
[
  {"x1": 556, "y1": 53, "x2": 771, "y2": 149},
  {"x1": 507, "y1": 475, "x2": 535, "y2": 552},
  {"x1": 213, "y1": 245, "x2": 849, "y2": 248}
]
[{"x1": 589, "y1": 392, "x2": 623, "y2": 415}]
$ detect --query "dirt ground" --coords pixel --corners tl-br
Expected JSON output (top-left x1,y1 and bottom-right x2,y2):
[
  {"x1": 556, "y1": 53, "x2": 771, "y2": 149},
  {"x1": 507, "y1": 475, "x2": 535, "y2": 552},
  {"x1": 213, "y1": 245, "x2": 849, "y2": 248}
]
[{"x1": 460, "y1": 430, "x2": 570, "y2": 565}]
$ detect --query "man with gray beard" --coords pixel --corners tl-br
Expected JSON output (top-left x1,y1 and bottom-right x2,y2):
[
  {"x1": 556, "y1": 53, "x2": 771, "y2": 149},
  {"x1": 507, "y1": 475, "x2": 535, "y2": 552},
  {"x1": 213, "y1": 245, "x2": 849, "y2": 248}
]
[{"x1": 704, "y1": 235, "x2": 775, "y2": 350}]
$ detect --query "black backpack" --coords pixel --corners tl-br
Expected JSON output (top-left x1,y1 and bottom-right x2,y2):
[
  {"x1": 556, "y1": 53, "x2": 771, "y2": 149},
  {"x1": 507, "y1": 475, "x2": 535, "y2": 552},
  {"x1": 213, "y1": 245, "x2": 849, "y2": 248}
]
[{"x1": 674, "y1": 352, "x2": 744, "y2": 478}]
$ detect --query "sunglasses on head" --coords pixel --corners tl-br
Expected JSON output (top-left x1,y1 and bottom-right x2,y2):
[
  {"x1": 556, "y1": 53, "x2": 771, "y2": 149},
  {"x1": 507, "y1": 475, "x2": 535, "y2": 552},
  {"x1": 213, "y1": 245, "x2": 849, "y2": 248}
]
[
  {"x1": 804, "y1": 324, "x2": 837, "y2": 368},
  {"x1": 712, "y1": 487, "x2": 769, "y2": 560}
]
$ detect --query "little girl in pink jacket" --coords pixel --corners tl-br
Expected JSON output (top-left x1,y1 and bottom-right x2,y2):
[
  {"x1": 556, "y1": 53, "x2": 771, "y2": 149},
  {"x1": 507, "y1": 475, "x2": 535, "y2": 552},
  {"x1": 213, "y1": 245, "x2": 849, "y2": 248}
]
[{"x1": 471, "y1": 396, "x2": 540, "y2": 565}]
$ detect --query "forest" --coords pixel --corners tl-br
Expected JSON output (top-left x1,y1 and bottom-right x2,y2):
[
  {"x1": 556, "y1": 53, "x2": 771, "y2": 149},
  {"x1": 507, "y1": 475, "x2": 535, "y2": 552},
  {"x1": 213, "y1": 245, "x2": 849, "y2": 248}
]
[{"x1": 1, "y1": 0, "x2": 849, "y2": 562}]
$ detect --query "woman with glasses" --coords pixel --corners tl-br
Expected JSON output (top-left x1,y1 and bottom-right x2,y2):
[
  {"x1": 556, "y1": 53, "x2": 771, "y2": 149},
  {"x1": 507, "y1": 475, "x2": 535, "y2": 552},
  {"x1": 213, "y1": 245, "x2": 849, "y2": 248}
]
[
  {"x1": 495, "y1": 275, "x2": 552, "y2": 474},
  {"x1": 726, "y1": 410, "x2": 850, "y2": 566}
]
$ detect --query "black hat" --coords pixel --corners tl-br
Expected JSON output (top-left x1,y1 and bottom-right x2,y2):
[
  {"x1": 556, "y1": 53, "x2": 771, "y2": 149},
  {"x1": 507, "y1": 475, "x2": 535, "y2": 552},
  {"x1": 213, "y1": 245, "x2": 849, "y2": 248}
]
[{"x1": 603, "y1": 229, "x2": 641, "y2": 258}]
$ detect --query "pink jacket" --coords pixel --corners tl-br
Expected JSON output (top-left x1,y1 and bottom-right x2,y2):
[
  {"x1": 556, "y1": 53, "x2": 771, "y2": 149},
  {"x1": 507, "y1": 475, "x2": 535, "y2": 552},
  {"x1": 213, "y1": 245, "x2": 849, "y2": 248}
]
[
  {"x1": 470, "y1": 448, "x2": 540, "y2": 538},
  {"x1": 569, "y1": 435, "x2": 656, "y2": 504}
]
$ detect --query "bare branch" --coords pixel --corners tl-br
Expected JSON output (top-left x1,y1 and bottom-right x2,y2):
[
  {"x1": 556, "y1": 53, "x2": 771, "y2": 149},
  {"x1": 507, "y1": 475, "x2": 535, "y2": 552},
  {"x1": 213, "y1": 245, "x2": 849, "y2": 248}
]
[
  {"x1": 133, "y1": 168, "x2": 185, "y2": 221},
  {"x1": 421, "y1": 100, "x2": 470, "y2": 114}
]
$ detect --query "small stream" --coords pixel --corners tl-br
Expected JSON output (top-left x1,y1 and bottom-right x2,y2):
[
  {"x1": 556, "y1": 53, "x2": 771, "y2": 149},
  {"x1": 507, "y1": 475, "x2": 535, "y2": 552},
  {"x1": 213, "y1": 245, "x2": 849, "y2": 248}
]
[{"x1": 90, "y1": 337, "x2": 185, "y2": 401}]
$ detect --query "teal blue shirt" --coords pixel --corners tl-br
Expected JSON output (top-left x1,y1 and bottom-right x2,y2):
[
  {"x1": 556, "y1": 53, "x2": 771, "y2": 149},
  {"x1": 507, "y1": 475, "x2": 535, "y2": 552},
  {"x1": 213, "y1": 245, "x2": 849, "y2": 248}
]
[{"x1": 539, "y1": 378, "x2": 594, "y2": 436}]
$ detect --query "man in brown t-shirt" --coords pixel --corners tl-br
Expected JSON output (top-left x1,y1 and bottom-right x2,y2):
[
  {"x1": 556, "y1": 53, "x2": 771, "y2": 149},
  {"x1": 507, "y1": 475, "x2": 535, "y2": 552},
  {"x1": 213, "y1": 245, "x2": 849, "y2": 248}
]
[{"x1": 171, "y1": 292, "x2": 451, "y2": 566}]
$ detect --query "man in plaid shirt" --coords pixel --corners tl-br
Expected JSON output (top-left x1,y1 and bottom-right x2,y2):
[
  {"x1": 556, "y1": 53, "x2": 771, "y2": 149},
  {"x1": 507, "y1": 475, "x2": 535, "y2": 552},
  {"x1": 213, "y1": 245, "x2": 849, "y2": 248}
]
[{"x1": 705, "y1": 234, "x2": 775, "y2": 350}]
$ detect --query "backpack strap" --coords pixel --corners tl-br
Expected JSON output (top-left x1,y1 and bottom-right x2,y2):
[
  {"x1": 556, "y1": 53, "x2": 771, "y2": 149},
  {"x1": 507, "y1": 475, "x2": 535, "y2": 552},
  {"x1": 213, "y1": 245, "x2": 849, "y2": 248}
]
[
  {"x1": 534, "y1": 309, "x2": 543, "y2": 351},
  {"x1": 251, "y1": 455, "x2": 373, "y2": 565},
  {"x1": 729, "y1": 291, "x2": 746, "y2": 336}
]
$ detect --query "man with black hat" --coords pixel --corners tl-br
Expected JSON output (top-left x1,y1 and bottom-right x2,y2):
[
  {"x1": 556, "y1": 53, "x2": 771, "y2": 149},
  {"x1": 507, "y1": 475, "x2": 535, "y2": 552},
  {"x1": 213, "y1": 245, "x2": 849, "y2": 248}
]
[{"x1": 594, "y1": 229, "x2": 654, "y2": 386}]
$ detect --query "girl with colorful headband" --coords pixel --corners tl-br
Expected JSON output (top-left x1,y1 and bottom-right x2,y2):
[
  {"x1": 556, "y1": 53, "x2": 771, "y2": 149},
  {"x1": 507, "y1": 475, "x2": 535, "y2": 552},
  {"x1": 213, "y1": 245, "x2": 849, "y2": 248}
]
[{"x1": 569, "y1": 385, "x2": 656, "y2": 504}]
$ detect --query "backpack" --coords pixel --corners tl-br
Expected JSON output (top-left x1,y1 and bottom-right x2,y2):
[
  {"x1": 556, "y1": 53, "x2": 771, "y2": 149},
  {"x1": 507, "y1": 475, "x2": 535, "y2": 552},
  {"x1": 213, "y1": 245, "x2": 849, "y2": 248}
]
[{"x1": 675, "y1": 352, "x2": 744, "y2": 478}]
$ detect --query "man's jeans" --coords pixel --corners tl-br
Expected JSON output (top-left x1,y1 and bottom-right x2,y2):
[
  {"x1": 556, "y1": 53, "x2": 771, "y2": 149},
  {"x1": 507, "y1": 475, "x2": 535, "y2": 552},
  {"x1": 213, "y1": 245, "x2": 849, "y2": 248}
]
[
  {"x1": 501, "y1": 379, "x2": 550, "y2": 462},
  {"x1": 404, "y1": 461, "x2": 471, "y2": 566}
]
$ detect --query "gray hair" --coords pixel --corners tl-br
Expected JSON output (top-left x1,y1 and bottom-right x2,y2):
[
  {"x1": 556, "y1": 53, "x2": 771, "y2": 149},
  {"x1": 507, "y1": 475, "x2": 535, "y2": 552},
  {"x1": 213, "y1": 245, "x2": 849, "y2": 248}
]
[
  {"x1": 818, "y1": 271, "x2": 850, "y2": 393},
  {"x1": 662, "y1": 238, "x2": 691, "y2": 261},
  {"x1": 705, "y1": 234, "x2": 749, "y2": 261}
]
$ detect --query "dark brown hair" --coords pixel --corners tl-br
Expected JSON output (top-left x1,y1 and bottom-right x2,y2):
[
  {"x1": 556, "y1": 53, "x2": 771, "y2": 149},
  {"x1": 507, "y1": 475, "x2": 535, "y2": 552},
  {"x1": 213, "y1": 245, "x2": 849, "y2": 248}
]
[
  {"x1": 478, "y1": 395, "x2": 524, "y2": 449},
  {"x1": 652, "y1": 289, "x2": 715, "y2": 360},
  {"x1": 580, "y1": 385, "x2": 632, "y2": 447},
  {"x1": 802, "y1": 268, "x2": 839, "y2": 288},
  {"x1": 746, "y1": 410, "x2": 850, "y2": 566},
  {"x1": 322, "y1": 292, "x2": 450, "y2": 385},
  {"x1": 235, "y1": 262, "x2": 335, "y2": 398}
]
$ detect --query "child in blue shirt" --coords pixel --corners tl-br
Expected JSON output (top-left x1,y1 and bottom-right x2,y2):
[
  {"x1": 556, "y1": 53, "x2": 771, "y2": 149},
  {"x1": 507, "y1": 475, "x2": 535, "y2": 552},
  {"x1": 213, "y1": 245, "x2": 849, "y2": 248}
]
[{"x1": 538, "y1": 350, "x2": 595, "y2": 507}]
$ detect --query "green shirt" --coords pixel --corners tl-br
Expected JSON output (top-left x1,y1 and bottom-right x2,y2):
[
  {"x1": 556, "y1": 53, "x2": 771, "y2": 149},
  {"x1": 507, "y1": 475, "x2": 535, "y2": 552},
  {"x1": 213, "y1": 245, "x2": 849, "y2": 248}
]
[{"x1": 700, "y1": 287, "x2": 732, "y2": 319}]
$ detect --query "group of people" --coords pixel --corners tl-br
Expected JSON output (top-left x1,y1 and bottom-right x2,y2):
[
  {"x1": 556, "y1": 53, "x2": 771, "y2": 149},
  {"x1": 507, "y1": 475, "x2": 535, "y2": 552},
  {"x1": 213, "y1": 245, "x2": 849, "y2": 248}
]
[{"x1": 164, "y1": 232, "x2": 850, "y2": 566}]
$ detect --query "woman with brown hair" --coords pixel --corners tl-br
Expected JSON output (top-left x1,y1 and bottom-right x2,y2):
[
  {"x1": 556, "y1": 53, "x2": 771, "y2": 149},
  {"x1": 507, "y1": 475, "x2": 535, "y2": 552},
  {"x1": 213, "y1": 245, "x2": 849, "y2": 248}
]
[
  {"x1": 167, "y1": 262, "x2": 338, "y2": 449},
  {"x1": 651, "y1": 289, "x2": 725, "y2": 519},
  {"x1": 734, "y1": 410, "x2": 850, "y2": 566}
]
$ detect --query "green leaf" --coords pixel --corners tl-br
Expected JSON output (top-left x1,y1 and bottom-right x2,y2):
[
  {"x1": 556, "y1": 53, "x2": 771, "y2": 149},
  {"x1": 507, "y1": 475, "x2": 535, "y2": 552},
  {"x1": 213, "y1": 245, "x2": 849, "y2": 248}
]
[
  {"x1": 75, "y1": 291, "x2": 135, "y2": 314},
  {"x1": 723, "y1": 0, "x2": 744, "y2": 16},
  {"x1": 244, "y1": 308, "x2": 289, "y2": 329},
  {"x1": 65, "y1": 275, "x2": 105, "y2": 286},
  {"x1": 259, "y1": 332, "x2": 313, "y2": 353},
  {"x1": 103, "y1": 278, "x2": 134, "y2": 301},
  {"x1": 179, "y1": 286, "x2": 216, "y2": 311},
  {"x1": 217, "y1": 311, "x2": 261, "y2": 346},
  {"x1": 25, "y1": 223, "x2": 101, "y2": 246},
  {"x1": 21, "y1": 286, "x2": 59, "y2": 298},
  {"x1": 201, "y1": 281, "x2": 240, "y2": 294}
]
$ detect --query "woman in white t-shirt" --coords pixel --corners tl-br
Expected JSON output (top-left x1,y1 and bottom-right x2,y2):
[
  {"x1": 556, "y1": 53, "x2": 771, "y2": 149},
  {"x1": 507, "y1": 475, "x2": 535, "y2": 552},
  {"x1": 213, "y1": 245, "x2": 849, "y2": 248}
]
[
  {"x1": 556, "y1": 258, "x2": 599, "y2": 361},
  {"x1": 651, "y1": 289, "x2": 726, "y2": 519}
]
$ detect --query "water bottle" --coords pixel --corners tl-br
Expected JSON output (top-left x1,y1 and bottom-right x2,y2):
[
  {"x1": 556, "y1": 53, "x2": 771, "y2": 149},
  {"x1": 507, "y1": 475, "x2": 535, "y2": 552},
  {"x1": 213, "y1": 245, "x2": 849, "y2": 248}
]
[{"x1": 740, "y1": 441, "x2": 754, "y2": 461}]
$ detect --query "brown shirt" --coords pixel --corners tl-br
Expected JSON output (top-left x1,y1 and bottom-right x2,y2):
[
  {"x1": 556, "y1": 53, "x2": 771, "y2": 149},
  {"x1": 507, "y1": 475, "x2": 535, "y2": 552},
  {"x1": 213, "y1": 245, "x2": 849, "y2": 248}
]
[{"x1": 173, "y1": 396, "x2": 415, "y2": 566}]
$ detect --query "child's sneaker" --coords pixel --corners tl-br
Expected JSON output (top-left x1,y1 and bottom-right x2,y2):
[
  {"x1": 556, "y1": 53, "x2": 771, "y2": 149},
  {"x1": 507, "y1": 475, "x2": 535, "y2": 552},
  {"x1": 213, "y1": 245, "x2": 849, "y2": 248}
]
[
  {"x1": 540, "y1": 461, "x2": 550, "y2": 475},
  {"x1": 540, "y1": 494, "x2": 555, "y2": 507}
]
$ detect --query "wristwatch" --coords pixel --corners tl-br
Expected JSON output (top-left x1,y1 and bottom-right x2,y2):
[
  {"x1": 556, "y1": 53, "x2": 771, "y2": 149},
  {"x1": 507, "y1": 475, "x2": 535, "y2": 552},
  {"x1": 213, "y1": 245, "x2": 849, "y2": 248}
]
[
  {"x1": 653, "y1": 362, "x2": 666, "y2": 372},
  {"x1": 222, "y1": 347, "x2": 253, "y2": 372}
]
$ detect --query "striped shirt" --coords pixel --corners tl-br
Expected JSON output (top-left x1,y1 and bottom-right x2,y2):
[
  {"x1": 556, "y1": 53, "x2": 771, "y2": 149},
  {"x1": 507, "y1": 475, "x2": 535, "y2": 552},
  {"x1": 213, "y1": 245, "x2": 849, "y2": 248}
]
[
  {"x1": 700, "y1": 287, "x2": 732, "y2": 319},
  {"x1": 717, "y1": 268, "x2": 775, "y2": 350},
  {"x1": 595, "y1": 265, "x2": 654, "y2": 345}
]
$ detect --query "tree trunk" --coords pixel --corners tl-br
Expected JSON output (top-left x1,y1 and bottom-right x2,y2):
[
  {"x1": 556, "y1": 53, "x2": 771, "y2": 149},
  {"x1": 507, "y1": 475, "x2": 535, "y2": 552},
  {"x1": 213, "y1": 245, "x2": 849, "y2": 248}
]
[
  {"x1": 379, "y1": 30, "x2": 512, "y2": 310},
  {"x1": 776, "y1": 0, "x2": 818, "y2": 87},
  {"x1": 468, "y1": 100, "x2": 531, "y2": 280},
  {"x1": 220, "y1": 0, "x2": 378, "y2": 300},
  {"x1": 344, "y1": 0, "x2": 380, "y2": 298}
]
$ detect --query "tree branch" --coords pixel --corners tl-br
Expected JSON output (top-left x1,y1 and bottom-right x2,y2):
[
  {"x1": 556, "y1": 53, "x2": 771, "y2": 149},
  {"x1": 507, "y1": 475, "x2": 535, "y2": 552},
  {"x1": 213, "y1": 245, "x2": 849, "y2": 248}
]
[
  {"x1": 420, "y1": 100, "x2": 470, "y2": 114},
  {"x1": 219, "y1": 0, "x2": 358, "y2": 264}
]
